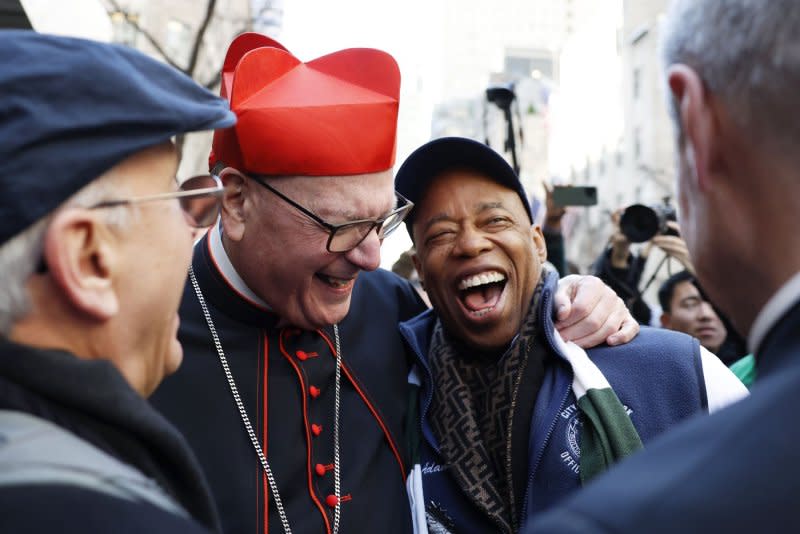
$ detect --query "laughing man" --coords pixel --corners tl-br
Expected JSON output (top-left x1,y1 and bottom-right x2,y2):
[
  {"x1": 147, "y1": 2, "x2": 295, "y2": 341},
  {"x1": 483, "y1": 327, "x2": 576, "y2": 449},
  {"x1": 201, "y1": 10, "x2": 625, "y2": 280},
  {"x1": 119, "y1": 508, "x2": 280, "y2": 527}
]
[{"x1": 395, "y1": 137, "x2": 747, "y2": 533}]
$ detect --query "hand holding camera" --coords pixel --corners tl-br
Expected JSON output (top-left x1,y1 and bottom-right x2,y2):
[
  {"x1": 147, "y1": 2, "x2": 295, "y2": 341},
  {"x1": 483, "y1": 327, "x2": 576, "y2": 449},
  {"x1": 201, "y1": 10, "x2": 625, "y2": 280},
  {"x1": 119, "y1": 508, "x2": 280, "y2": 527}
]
[
  {"x1": 611, "y1": 204, "x2": 694, "y2": 273},
  {"x1": 644, "y1": 221, "x2": 695, "y2": 274},
  {"x1": 619, "y1": 202, "x2": 678, "y2": 243}
]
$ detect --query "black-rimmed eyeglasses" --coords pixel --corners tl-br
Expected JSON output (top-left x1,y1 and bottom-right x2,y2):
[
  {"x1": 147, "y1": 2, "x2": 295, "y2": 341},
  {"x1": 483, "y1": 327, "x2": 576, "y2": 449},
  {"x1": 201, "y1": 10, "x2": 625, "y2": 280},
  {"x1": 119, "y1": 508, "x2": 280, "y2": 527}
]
[
  {"x1": 90, "y1": 174, "x2": 223, "y2": 228},
  {"x1": 250, "y1": 175, "x2": 413, "y2": 253}
]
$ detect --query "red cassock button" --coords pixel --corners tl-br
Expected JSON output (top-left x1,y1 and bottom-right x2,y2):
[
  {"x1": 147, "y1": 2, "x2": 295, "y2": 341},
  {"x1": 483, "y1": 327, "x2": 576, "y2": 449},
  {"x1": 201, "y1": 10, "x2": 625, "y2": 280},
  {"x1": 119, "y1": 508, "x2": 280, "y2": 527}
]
[
  {"x1": 309, "y1": 385, "x2": 321, "y2": 398},
  {"x1": 315, "y1": 463, "x2": 326, "y2": 476},
  {"x1": 326, "y1": 495, "x2": 339, "y2": 508},
  {"x1": 311, "y1": 424, "x2": 323, "y2": 436},
  {"x1": 296, "y1": 350, "x2": 308, "y2": 361}
]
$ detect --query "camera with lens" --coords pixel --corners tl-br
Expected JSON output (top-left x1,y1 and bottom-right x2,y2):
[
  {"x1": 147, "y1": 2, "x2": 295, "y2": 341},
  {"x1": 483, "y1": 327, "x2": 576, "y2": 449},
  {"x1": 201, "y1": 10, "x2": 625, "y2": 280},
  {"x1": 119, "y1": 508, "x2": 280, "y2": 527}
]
[{"x1": 619, "y1": 201, "x2": 678, "y2": 243}]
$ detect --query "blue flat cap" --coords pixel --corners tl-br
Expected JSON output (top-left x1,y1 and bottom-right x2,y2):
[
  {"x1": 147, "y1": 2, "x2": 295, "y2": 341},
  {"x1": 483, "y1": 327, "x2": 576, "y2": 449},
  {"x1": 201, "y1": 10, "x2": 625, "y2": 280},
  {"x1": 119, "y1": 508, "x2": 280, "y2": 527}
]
[{"x1": 0, "y1": 30, "x2": 237, "y2": 245}]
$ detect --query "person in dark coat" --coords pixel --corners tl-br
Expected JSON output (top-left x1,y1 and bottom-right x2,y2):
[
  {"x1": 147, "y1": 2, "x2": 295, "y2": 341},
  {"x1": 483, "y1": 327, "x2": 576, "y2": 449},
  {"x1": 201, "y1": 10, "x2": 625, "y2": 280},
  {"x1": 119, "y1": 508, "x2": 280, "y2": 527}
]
[
  {"x1": 150, "y1": 33, "x2": 641, "y2": 534},
  {"x1": 526, "y1": 0, "x2": 800, "y2": 531},
  {"x1": 0, "y1": 31, "x2": 236, "y2": 532}
]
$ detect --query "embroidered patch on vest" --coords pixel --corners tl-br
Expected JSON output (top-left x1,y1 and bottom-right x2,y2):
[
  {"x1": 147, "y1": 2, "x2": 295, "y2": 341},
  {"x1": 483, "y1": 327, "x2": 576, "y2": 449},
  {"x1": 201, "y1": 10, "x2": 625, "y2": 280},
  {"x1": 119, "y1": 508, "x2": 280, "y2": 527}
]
[{"x1": 559, "y1": 402, "x2": 634, "y2": 475}]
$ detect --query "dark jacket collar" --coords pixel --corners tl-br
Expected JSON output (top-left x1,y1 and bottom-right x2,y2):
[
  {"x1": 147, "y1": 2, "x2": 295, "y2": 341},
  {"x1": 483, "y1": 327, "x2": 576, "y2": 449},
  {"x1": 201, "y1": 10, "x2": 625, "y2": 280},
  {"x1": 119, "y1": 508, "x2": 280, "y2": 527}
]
[
  {"x1": 755, "y1": 298, "x2": 800, "y2": 378},
  {"x1": 0, "y1": 338, "x2": 220, "y2": 531}
]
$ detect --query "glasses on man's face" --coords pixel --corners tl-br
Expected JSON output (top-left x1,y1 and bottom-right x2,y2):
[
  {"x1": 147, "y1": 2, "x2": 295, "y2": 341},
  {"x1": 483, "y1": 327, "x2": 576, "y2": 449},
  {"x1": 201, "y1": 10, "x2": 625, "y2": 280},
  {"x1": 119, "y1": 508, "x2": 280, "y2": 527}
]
[
  {"x1": 90, "y1": 174, "x2": 223, "y2": 228},
  {"x1": 250, "y1": 175, "x2": 414, "y2": 253},
  {"x1": 36, "y1": 175, "x2": 224, "y2": 274}
]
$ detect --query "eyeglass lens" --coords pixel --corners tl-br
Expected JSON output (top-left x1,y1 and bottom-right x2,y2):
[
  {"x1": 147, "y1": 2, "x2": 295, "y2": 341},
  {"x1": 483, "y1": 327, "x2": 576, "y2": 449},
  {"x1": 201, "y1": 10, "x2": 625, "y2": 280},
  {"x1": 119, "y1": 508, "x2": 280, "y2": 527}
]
[
  {"x1": 180, "y1": 175, "x2": 222, "y2": 228},
  {"x1": 328, "y1": 206, "x2": 408, "y2": 252}
]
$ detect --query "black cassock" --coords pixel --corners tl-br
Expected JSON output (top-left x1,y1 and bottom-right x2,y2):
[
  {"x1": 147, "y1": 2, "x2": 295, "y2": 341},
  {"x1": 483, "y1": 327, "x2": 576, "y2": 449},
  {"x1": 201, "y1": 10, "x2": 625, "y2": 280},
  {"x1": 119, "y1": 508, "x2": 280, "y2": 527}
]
[{"x1": 152, "y1": 232, "x2": 425, "y2": 534}]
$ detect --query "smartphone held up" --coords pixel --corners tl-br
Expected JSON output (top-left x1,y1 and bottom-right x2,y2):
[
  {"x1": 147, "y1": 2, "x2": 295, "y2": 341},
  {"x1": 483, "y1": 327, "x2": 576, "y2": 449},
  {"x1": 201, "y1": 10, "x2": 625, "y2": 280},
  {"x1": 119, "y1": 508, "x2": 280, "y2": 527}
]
[{"x1": 550, "y1": 185, "x2": 598, "y2": 207}]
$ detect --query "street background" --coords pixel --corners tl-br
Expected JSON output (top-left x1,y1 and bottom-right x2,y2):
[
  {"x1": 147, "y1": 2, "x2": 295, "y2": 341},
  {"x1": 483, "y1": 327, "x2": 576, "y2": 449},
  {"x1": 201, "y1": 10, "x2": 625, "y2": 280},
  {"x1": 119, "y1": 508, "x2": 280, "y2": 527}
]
[{"x1": 9, "y1": 0, "x2": 679, "y2": 286}]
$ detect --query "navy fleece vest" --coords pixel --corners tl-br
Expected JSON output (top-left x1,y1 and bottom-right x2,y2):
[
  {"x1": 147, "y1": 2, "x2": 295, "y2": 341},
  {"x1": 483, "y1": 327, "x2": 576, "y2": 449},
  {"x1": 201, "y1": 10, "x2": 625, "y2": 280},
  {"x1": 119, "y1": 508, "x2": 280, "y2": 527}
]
[{"x1": 402, "y1": 275, "x2": 707, "y2": 531}]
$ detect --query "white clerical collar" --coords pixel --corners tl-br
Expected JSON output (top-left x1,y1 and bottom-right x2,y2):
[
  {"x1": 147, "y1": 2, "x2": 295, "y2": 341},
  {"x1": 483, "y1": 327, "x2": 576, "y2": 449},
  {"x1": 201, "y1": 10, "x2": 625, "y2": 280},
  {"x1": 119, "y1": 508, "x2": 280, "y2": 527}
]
[
  {"x1": 208, "y1": 222, "x2": 271, "y2": 309},
  {"x1": 748, "y1": 270, "x2": 800, "y2": 354}
]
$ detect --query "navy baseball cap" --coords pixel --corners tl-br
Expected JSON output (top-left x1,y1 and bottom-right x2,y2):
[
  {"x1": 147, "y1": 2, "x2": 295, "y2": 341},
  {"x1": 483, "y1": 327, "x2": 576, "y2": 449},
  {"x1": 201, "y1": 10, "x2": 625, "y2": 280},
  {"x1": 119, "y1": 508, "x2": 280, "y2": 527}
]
[
  {"x1": 395, "y1": 137, "x2": 533, "y2": 238},
  {"x1": 0, "y1": 30, "x2": 237, "y2": 246}
]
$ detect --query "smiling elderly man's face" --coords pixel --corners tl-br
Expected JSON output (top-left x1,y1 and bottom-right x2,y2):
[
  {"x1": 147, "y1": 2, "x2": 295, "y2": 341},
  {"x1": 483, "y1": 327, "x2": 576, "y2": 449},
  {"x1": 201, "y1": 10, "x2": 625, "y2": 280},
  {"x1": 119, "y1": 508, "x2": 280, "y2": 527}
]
[
  {"x1": 412, "y1": 169, "x2": 546, "y2": 352},
  {"x1": 224, "y1": 170, "x2": 396, "y2": 330}
]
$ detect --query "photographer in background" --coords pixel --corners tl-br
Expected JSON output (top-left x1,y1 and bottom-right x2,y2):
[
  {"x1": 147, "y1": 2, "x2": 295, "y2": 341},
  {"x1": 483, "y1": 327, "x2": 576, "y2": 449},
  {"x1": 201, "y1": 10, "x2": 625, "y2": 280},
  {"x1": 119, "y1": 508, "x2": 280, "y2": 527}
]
[
  {"x1": 595, "y1": 204, "x2": 750, "y2": 366},
  {"x1": 591, "y1": 209, "x2": 650, "y2": 324},
  {"x1": 592, "y1": 205, "x2": 691, "y2": 325}
]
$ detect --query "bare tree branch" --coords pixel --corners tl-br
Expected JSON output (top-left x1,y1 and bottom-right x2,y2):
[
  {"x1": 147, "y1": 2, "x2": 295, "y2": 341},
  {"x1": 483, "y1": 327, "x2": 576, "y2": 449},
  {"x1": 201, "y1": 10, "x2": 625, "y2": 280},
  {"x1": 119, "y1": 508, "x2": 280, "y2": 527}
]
[
  {"x1": 201, "y1": 0, "x2": 281, "y2": 88},
  {"x1": 252, "y1": 1, "x2": 282, "y2": 35},
  {"x1": 204, "y1": 71, "x2": 222, "y2": 91},
  {"x1": 186, "y1": 0, "x2": 218, "y2": 76},
  {"x1": 103, "y1": 0, "x2": 185, "y2": 72},
  {"x1": 102, "y1": 0, "x2": 278, "y2": 91}
]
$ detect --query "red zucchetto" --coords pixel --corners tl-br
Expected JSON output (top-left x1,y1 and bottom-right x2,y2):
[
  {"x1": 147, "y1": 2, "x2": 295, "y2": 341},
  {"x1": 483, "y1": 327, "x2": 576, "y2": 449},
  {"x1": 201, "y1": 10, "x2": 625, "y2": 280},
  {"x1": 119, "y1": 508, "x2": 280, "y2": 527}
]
[{"x1": 210, "y1": 32, "x2": 400, "y2": 176}]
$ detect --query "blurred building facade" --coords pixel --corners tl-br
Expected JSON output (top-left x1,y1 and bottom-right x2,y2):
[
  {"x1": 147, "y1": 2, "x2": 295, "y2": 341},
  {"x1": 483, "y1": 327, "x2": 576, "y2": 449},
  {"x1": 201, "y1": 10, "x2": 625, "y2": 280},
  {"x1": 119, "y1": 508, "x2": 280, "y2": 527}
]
[
  {"x1": 430, "y1": 0, "x2": 584, "y2": 197},
  {"x1": 620, "y1": 0, "x2": 674, "y2": 206},
  {"x1": 11, "y1": 0, "x2": 283, "y2": 178},
  {"x1": 14, "y1": 0, "x2": 677, "y2": 281},
  {"x1": 426, "y1": 0, "x2": 676, "y2": 297},
  {"x1": 104, "y1": 0, "x2": 269, "y2": 177},
  {"x1": 547, "y1": 0, "x2": 673, "y2": 275},
  {"x1": 105, "y1": 0, "x2": 256, "y2": 85}
]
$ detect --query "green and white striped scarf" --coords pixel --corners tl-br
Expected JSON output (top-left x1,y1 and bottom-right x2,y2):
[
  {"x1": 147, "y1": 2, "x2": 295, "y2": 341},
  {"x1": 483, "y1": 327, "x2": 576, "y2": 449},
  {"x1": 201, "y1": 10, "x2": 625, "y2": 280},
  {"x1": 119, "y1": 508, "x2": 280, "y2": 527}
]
[{"x1": 550, "y1": 329, "x2": 644, "y2": 483}]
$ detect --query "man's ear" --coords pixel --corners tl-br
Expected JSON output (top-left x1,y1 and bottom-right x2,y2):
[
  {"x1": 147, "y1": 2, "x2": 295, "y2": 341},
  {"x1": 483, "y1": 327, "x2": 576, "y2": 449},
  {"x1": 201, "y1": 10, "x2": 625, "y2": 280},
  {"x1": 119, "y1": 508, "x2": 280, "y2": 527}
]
[
  {"x1": 218, "y1": 167, "x2": 248, "y2": 241},
  {"x1": 531, "y1": 224, "x2": 547, "y2": 263},
  {"x1": 660, "y1": 312, "x2": 672, "y2": 329},
  {"x1": 42, "y1": 209, "x2": 119, "y2": 320},
  {"x1": 667, "y1": 64, "x2": 721, "y2": 192}
]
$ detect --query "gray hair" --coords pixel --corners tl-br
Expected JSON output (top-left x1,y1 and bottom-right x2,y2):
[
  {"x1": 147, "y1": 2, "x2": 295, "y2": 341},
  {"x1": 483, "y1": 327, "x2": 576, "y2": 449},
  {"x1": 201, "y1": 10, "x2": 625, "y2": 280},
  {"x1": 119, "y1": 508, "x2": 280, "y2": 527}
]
[
  {"x1": 661, "y1": 0, "x2": 800, "y2": 152},
  {"x1": 0, "y1": 177, "x2": 132, "y2": 335}
]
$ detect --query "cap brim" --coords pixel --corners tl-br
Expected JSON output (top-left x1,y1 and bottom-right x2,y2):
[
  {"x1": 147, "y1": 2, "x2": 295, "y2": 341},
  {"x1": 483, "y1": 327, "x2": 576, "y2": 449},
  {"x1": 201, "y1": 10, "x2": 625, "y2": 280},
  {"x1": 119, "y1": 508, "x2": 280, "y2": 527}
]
[{"x1": 395, "y1": 137, "x2": 532, "y2": 233}]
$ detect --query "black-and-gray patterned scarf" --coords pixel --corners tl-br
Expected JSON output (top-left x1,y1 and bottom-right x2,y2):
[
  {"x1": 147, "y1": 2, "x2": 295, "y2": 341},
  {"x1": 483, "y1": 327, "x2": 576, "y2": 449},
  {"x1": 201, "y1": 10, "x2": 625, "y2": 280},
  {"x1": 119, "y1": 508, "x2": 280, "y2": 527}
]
[{"x1": 427, "y1": 281, "x2": 545, "y2": 533}]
